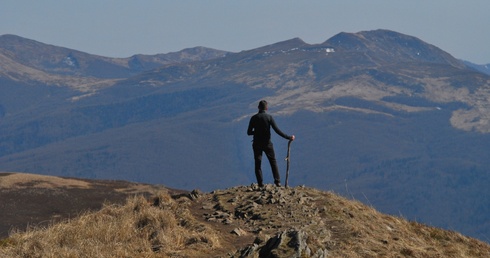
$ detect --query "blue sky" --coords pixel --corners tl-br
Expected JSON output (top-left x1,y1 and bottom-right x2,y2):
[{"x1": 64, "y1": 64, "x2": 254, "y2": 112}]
[{"x1": 1, "y1": 1, "x2": 489, "y2": 64}]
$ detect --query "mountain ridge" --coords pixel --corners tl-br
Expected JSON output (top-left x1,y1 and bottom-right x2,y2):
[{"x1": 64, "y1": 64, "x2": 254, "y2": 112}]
[
  {"x1": 463, "y1": 60, "x2": 490, "y2": 75},
  {"x1": 0, "y1": 34, "x2": 228, "y2": 84},
  {"x1": 324, "y1": 29, "x2": 465, "y2": 68}
]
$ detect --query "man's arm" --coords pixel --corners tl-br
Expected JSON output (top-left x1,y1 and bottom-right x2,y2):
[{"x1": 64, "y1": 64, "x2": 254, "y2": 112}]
[
  {"x1": 247, "y1": 117, "x2": 255, "y2": 136},
  {"x1": 270, "y1": 116, "x2": 291, "y2": 140}
]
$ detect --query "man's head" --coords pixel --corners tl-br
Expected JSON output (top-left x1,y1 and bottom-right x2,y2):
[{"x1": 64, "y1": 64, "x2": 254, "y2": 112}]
[{"x1": 258, "y1": 100, "x2": 268, "y2": 111}]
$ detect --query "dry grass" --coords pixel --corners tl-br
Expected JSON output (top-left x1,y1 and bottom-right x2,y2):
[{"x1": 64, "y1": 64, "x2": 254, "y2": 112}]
[
  {"x1": 0, "y1": 191, "x2": 221, "y2": 258},
  {"x1": 0, "y1": 173, "x2": 90, "y2": 189},
  {"x1": 193, "y1": 186, "x2": 490, "y2": 257},
  {"x1": 314, "y1": 191, "x2": 490, "y2": 257}
]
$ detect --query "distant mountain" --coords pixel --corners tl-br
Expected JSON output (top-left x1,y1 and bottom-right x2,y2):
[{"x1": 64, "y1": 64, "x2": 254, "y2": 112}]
[
  {"x1": 0, "y1": 33, "x2": 228, "y2": 125},
  {"x1": 463, "y1": 60, "x2": 490, "y2": 75},
  {"x1": 325, "y1": 30, "x2": 466, "y2": 68},
  {"x1": 1, "y1": 29, "x2": 490, "y2": 243},
  {"x1": 0, "y1": 34, "x2": 228, "y2": 81}
]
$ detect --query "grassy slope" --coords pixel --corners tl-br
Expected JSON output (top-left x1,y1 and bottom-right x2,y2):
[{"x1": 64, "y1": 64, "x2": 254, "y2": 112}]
[{"x1": 1, "y1": 185, "x2": 489, "y2": 257}]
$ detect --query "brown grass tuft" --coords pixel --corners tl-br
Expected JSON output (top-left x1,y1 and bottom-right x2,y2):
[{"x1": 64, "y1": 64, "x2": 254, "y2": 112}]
[{"x1": 0, "y1": 191, "x2": 221, "y2": 258}]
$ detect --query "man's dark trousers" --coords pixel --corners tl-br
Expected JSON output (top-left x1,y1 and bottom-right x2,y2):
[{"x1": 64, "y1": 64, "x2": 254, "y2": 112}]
[{"x1": 253, "y1": 141, "x2": 280, "y2": 186}]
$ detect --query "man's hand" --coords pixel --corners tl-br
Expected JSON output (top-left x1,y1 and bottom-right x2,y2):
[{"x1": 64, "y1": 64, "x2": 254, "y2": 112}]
[{"x1": 290, "y1": 135, "x2": 295, "y2": 141}]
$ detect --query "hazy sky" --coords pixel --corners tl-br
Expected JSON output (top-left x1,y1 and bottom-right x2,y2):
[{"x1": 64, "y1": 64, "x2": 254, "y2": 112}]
[{"x1": 1, "y1": 1, "x2": 489, "y2": 64}]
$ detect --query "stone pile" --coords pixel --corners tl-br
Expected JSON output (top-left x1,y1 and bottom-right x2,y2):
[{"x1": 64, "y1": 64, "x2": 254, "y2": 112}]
[{"x1": 193, "y1": 184, "x2": 331, "y2": 257}]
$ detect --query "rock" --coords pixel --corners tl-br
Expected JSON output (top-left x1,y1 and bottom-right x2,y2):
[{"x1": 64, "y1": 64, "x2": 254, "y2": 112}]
[
  {"x1": 231, "y1": 227, "x2": 248, "y2": 236},
  {"x1": 201, "y1": 203, "x2": 214, "y2": 210},
  {"x1": 189, "y1": 189, "x2": 202, "y2": 200},
  {"x1": 233, "y1": 243, "x2": 259, "y2": 258},
  {"x1": 232, "y1": 229, "x2": 327, "y2": 258}
]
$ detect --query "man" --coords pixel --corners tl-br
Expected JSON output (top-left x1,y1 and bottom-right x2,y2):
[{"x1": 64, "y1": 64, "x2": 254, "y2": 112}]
[{"x1": 247, "y1": 100, "x2": 295, "y2": 187}]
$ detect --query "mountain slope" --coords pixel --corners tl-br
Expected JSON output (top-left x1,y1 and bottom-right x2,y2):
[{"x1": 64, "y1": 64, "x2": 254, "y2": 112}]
[
  {"x1": 0, "y1": 172, "x2": 170, "y2": 238},
  {"x1": 1, "y1": 184, "x2": 490, "y2": 257},
  {"x1": 1, "y1": 29, "x2": 490, "y2": 244}
]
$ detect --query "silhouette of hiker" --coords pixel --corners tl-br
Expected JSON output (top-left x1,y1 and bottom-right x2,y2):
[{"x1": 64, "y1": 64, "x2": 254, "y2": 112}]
[{"x1": 247, "y1": 100, "x2": 295, "y2": 187}]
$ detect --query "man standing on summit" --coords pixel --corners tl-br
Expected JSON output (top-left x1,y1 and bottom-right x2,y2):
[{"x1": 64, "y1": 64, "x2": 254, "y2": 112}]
[{"x1": 247, "y1": 100, "x2": 295, "y2": 187}]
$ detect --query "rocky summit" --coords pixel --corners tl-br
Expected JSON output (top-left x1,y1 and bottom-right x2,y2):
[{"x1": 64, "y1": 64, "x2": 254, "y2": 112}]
[
  {"x1": 2, "y1": 181, "x2": 490, "y2": 257},
  {"x1": 197, "y1": 185, "x2": 331, "y2": 257},
  {"x1": 184, "y1": 185, "x2": 490, "y2": 257}
]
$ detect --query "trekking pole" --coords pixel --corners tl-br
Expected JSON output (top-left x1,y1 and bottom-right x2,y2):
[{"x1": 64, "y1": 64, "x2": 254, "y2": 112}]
[{"x1": 285, "y1": 140, "x2": 292, "y2": 188}]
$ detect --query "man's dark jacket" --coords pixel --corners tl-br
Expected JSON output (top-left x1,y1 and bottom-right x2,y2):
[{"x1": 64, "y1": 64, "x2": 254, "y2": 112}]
[{"x1": 247, "y1": 110, "x2": 291, "y2": 142}]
